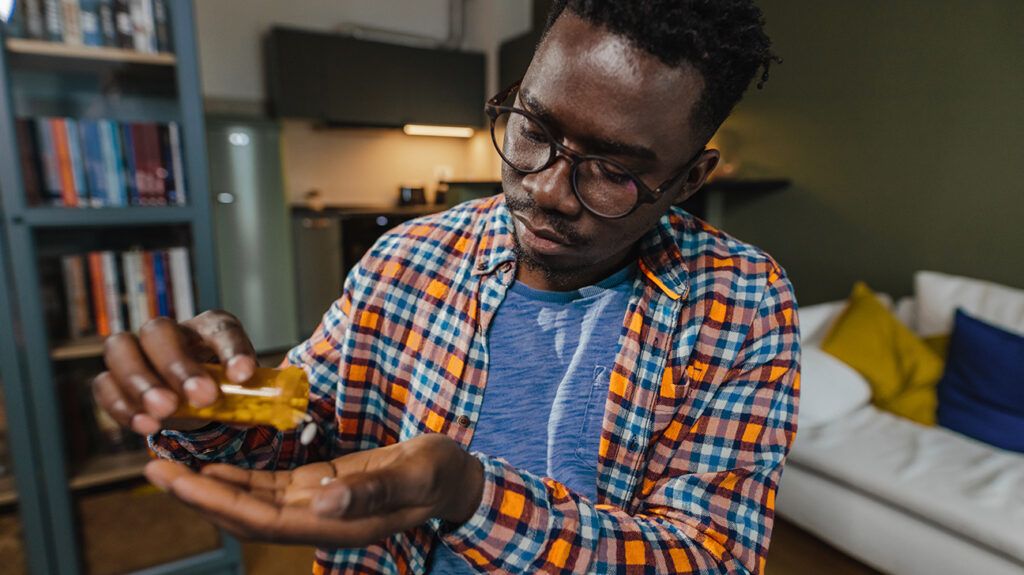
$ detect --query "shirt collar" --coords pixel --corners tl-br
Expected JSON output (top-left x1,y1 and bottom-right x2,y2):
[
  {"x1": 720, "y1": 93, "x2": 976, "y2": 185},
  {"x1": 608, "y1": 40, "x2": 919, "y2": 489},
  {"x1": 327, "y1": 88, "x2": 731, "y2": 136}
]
[{"x1": 472, "y1": 196, "x2": 690, "y2": 301}]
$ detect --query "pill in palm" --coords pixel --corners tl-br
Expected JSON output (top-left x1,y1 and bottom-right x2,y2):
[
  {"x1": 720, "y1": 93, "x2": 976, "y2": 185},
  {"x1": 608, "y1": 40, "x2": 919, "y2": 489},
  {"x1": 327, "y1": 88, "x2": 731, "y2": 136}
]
[{"x1": 300, "y1": 421, "x2": 318, "y2": 445}]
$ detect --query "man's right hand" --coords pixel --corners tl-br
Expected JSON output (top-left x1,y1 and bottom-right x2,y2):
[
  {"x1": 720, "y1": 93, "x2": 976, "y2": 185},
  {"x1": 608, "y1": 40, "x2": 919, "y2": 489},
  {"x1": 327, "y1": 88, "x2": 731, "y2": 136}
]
[{"x1": 94, "y1": 310, "x2": 258, "y2": 435}]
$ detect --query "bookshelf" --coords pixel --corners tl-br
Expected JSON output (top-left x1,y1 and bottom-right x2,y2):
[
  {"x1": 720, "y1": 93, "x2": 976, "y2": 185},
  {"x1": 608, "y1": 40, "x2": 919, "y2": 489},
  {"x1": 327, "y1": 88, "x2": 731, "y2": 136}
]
[{"x1": 0, "y1": 2, "x2": 241, "y2": 574}]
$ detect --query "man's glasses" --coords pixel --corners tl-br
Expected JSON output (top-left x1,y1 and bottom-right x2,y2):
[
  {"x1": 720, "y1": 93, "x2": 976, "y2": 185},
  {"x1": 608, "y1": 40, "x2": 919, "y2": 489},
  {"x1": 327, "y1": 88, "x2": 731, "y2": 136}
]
[{"x1": 485, "y1": 81, "x2": 704, "y2": 219}]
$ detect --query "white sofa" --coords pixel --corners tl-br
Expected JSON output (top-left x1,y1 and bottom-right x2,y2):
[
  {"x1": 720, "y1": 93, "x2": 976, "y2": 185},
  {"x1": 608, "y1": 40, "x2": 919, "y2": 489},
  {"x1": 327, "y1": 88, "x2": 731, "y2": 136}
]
[{"x1": 778, "y1": 273, "x2": 1024, "y2": 575}]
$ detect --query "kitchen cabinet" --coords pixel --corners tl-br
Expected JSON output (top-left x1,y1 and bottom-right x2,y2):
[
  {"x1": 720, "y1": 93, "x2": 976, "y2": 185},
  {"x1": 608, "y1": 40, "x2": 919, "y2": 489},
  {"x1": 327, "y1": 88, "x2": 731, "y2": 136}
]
[{"x1": 266, "y1": 28, "x2": 485, "y2": 128}]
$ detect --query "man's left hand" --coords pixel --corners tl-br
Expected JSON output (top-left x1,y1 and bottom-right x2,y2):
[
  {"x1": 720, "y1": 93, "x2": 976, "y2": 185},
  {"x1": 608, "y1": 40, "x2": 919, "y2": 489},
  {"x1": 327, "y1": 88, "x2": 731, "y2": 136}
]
[{"x1": 144, "y1": 433, "x2": 484, "y2": 547}]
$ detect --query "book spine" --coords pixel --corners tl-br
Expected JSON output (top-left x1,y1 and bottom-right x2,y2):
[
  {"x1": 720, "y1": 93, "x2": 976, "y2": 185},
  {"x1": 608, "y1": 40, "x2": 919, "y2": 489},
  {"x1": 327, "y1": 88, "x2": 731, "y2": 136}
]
[
  {"x1": 167, "y1": 247, "x2": 194, "y2": 321},
  {"x1": 87, "y1": 252, "x2": 110, "y2": 336},
  {"x1": 35, "y1": 118, "x2": 63, "y2": 205},
  {"x1": 97, "y1": 120, "x2": 119, "y2": 206},
  {"x1": 102, "y1": 120, "x2": 127, "y2": 206},
  {"x1": 121, "y1": 251, "x2": 147, "y2": 331},
  {"x1": 51, "y1": 119, "x2": 79, "y2": 207},
  {"x1": 112, "y1": 0, "x2": 132, "y2": 49},
  {"x1": 161, "y1": 250, "x2": 176, "y2": 319},
  {"x1": 144, "y1": 123, "x2": 165, "y2": 205},
  {"x1": 15, "y1": 118, "x2": 45, "y2": 206},
  {"x1": 120, "y1": 122, "x2": 138, "y2": 205},
  {"x1": 42, "y1": 0, "x2": 64, "y2": 42},
  {"x1": 61, "y1": 254, "x2": 93, "y2": 339},
  {"x1": 97, "y1": 0, "x2": 117, "y2": 46},
  {"x1": 63, "y1": 119, "x2": 90, "y2": 207},
  {"x1": 128, "y1": 0, "x2": 154, "y2": 53},
  {"x1": 151, "y1": 0, "x2": 170, "y2": 52},
  {"x1": 142, "y1": 250, "x2": 158, "y2": 319},
  {"x1": 79, "y1": 119, "x2": 108, "y2": 207},
  {"x1": 7, "y1": 0, "x2": 26, "y2": 38},
  {"x1": 78, "y1": 0, "x2": 103, "y2": 47},
  {"x1": 60, "y1": 0, "x2": 82, "y2": 45},
  {"x1": 168, "y1": 121, "x2": 186, "y2": 205},
  {"x1": 24, "y1": 0, "x2": 46, "y2": 39},
  {"x1": 156, "y1": 123, "x2": 176, "y2": 205},
  {"x1": 100, "y1": 251, "x2": 124, "y2": 333},
  {"x1": 152, "y1": 249, "x2": 170, "y2": 317}
]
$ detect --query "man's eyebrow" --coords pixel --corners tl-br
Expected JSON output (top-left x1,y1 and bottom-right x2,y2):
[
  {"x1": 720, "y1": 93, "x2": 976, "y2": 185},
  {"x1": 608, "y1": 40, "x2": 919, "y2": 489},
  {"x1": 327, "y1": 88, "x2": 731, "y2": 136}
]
[{"x1": 520, "y1": 89, "x2": 659, "y2": 163}]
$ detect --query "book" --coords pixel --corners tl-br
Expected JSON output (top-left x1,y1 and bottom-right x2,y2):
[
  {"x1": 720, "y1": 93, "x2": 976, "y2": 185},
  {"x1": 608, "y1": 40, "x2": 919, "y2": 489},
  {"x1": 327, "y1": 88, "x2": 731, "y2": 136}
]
[
  {"x1": 23, "y1": 0, "x2": 45, "y2": 39},
  {"x1": 78, "y1": 119, "x2": 108, "y2": 206},
  {"x1": 61, "y1": 255, "x2": 93, "y2": 339},
  {"x1": 51, "y1": 119, "x2": 79, "y2": 207},
  {"x1": 15, "y1": 119, "x2": 45, "y2": 207},
  {"x1": 119, "y1": 123, "x2": 138, "y2": 205},
  {"x1": 121, "y1": 251, "x2": 148, "y2": 331},
  {"x1": 63, "y1": 119, "x2": 90, "y2": 206},
  {"x1": 112, "y1": 0, "x2": 132, "y2": 49},
  {"x1": 7, "y1": 0, "x2": 25, "y2": 38},
  {"x1": 100, "y1": 251, "x2": 124, "y2": 333},
  {"x1": 42, "y1": 0, "x2": 64, "y2": 42},
  {"x1": 87, "y1": 252, "x2": 110, "y2": 336},
  {"x1": 152, "y1": 0, "x2": 171, "y2": 53},
  {"x1": 97, "y1": 0, "x2": 117, "y2": 47},
  {"x1": 152, "y1": 249, "x2": 171, "y2": 317},
  {"x1": 167, "y1": 247, "x2": 194, "y2": 321},
  {"x1": 160, "y1": 250, "x2": 176, "y2": 319},
  {"x1": 142, "y1": 250, "x2": 158, "y2": 318},
  {"x1": 78, "y1": 0, "x2": 103, "y2": 47},
  {"x1": 60, "y1": 0, "x2": 82, "y2": 45},
  {"x1": 157, "y1": 123, "x2": 177, "y2": 204},
  {"x1": 128, "y1": 0, "x2": 155, "y2": 53},
  {"x1": 35, "y1": 118, "x2": 64, "y2": 205},
  {"x1": 132, "y1": 123, "x2": 165, "y2": 205},
  {"x1": 98, "y1": 120, "x2": 126, "y2": 206},
  {"x1": 168, "y1": 121, "x2": 186, "y2": 204}
]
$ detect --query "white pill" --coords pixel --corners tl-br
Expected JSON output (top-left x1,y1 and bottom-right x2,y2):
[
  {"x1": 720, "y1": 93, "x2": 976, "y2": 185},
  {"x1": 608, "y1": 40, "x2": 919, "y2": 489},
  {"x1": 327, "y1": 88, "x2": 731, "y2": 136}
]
[
  {"x1": 300, "y1": 422, "x2": 317, "y2": 445},
  {"x1": 302, "y1": 413, "x2": 313, "y2": 423}
]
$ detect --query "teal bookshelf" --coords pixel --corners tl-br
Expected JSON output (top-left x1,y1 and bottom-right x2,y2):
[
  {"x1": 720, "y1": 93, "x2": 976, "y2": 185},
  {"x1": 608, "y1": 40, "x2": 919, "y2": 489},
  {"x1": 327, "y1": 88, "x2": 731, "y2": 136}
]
[{"x1": 0, "y1": 2, "x2": 242, "y2": 574}]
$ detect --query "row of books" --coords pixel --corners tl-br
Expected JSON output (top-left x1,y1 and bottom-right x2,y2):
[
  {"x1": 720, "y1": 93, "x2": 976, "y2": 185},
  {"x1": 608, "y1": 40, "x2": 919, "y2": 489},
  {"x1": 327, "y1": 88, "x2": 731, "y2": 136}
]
[
  {"x1": 16, "y1": 117, "x2": 187, "y2": 207},
  {"x1": 59, "y1": 247, "x2": 194, "y2": 341},
  {"x1": 7, "y1": 0, "x2": 172, "y2": 54}
]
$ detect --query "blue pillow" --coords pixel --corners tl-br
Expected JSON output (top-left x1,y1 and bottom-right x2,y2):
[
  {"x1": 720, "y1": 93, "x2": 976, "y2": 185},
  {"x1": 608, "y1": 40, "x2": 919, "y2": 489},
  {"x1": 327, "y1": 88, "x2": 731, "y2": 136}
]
[{"x1": 936, "y1": 310, "x2": 1024, "y2": 453}]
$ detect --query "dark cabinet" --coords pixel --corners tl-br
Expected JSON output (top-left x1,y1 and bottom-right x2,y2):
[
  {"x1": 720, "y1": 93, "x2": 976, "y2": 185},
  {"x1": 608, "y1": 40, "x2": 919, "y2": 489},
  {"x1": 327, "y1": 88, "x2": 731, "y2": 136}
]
[{"x1": 266, "y1": 28, "x2": 486, "y2": 128}]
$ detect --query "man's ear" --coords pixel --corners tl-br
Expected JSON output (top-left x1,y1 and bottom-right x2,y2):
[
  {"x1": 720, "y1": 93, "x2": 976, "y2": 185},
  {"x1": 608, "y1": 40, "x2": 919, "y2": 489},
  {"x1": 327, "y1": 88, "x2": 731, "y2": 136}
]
[{"x1": 673, "y1": 149, "x2": 721, "y2": 204}]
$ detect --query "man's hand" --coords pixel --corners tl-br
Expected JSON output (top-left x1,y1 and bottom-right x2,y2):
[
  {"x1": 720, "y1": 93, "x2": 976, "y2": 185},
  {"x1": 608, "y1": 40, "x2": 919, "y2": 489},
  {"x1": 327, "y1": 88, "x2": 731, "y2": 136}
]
[
  {"x1": 93, "y1": 310, "x2": 259, "y2": 434},
  {"x1": 144, "y1": 433, "x2": 485, "y2": 547}
]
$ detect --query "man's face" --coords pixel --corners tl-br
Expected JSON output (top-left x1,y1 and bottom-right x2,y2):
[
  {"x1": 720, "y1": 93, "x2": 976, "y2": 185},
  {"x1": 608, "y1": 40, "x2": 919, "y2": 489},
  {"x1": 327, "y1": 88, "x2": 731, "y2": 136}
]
[{"x1": 504, "y1": 12, "x2": 715, "y2": 289}]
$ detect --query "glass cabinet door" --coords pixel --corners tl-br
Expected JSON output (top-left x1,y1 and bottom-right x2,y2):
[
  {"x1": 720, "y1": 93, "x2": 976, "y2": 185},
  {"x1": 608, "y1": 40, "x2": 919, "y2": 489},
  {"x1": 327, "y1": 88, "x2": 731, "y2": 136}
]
[{"x1": 0, "y1": 387, "x2": 28, "y2": 575}]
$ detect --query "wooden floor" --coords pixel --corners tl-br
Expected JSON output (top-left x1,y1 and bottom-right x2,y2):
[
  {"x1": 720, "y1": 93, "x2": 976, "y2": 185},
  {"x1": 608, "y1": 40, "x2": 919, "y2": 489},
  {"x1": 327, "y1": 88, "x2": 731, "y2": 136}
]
[
  {"x1": 766, "y1": 517, "x2": 882, "y2": 575},
  {"x1": 242, "y1": 517, "x2": 881, "y2": 574}
]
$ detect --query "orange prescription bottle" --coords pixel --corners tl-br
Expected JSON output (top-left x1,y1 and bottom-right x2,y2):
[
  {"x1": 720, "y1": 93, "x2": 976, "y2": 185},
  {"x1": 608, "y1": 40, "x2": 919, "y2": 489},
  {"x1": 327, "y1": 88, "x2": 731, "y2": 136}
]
[{"x1": 171, "y1": 364, "x2": 311, "y2": 431}]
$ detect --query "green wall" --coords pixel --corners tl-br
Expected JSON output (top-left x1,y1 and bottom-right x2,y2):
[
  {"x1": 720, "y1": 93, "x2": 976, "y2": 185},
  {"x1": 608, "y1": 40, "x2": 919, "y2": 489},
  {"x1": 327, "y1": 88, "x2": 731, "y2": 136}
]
[{"x1": 716, "y1": 1, "x2": 1024, "y2": 305}]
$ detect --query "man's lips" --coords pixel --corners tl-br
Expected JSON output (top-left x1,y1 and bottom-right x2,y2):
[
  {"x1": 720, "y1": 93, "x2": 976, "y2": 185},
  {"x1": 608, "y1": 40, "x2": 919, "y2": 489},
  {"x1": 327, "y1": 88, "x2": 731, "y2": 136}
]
[
  {"x1": 513, "y1": 214, "x2": 577, "y2": 255},
  {"x1": 514, "y1": 215, "x2": 572, "y2": 244}
]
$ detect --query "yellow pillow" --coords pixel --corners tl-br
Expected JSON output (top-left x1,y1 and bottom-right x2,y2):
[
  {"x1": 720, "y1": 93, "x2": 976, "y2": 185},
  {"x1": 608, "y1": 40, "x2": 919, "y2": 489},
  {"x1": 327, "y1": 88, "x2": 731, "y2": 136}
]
[{"x1": 821, "y1": 282, "x2": 943, "y2": 425}]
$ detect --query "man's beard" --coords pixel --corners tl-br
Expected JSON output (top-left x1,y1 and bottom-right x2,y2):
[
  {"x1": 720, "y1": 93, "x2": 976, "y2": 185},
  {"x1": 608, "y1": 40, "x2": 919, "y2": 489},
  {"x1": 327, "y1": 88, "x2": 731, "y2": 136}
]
[{"x1": 505, "y1": 193, "x2": 592, "y2": 288}]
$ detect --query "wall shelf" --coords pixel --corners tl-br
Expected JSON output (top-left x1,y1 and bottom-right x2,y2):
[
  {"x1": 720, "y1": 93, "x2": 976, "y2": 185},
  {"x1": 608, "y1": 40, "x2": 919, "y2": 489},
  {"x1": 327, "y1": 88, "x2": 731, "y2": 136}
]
[
  {"x1": 68, "y1": 451, "x2": 151, "y2": 492},
  {"x1": 17, "y1": 206, "x2": 196, "y2": 228},
  {"x1": 5, "y1": 39, "x2": 176, "y2": 66},
  {"x1": 50, "y1": 338, "x2": 105, "y2": 362}
]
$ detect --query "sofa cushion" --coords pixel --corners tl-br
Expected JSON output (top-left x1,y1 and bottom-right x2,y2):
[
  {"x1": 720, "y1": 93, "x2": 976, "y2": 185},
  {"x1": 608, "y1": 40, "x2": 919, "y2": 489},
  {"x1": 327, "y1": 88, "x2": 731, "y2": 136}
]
[
  {"x1": 914, "y1": 270, "x2": 1024, "y2": 338},
  {"x1": 821, "y1": 282, "x2": 943, "y2": 425},
  {"x1": 798, "y1": 347, "x2": 872, "y2": 430},
  {"x1": 789, "y1": 405, "x2": 1024, "y2": 563},
  {"x1": 937, "y1": 310, "x2": 1024, "y2": 453}
]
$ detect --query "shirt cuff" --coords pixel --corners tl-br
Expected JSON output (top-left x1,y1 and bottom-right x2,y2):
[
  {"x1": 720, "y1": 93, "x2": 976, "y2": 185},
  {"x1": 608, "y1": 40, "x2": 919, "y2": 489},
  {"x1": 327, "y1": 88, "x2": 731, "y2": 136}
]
[{"x1": 148, "y1": 423, "x2": 247, "y2": 464}]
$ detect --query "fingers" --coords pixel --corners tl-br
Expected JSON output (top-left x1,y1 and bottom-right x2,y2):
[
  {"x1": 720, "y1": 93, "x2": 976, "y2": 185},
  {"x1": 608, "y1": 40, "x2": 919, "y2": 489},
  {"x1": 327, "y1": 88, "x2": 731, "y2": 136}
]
[
  {"x1": 184, "y1": 311, "x2": 258, "y2": 383},
  {"x1": 102, "y1": 332, "x2": 180, "y2": 419},
  {"x1": 311, "y1": 466, "x2": 427, "y2": 520},
  {"x1": 138, "y1": 317, "x2": 219, "y2": 408},
  {"x1": 92, "y1": 371, "x2": 160, "y2": 435}
]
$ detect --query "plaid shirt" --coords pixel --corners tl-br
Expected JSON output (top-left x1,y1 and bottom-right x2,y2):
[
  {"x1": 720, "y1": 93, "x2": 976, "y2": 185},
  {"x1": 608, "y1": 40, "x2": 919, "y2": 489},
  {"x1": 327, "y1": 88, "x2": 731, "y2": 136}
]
[{"x1": 152, "y1": 195, "x2": 800, "y2": 574}]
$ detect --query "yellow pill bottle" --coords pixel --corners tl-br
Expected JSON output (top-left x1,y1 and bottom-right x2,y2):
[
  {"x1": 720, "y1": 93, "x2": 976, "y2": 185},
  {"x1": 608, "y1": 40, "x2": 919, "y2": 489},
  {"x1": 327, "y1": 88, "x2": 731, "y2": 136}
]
[{"x1": 172, "y1": 364, "x2": 311, "y2": 430}]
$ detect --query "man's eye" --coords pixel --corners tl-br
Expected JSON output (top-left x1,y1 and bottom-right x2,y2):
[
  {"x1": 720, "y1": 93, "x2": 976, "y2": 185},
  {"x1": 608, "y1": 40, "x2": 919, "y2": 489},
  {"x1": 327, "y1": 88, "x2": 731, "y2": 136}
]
[
  {"x1": 519, "y1": 124, "x2": 548, "y2": 144},
  {"x1": 598, "y1": 162, "x2": 634, "y2": 185}
]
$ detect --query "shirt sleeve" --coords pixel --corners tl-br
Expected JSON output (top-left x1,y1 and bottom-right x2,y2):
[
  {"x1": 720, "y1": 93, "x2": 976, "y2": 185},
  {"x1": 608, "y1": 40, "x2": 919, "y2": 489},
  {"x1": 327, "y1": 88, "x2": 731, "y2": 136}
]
[
  {"x1": 439, "y1": 269, "x2": 800, "y2": 574},
  {"x1": 147, "y1": 293, "x2": 352, "y2": 470}
]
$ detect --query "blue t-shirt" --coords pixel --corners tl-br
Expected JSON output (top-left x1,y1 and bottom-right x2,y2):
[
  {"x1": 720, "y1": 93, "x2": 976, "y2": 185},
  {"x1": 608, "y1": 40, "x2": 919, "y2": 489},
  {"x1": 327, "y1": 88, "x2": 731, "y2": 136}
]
[{"x1": 428, "y1": 264, "x2": 634, "y2": 573}]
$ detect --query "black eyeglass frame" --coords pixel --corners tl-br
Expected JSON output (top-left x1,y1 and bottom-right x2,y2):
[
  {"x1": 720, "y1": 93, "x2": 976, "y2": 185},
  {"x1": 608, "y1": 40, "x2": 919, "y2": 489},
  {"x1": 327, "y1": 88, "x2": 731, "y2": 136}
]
[{"x1": 484, "y1": 80, "x2": 706, "y2": 219}]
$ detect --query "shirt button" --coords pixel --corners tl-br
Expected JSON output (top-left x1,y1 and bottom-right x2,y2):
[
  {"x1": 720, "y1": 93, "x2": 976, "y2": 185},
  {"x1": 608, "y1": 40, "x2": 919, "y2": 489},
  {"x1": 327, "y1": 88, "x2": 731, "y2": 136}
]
[
  {"x1": 628, "y1": 437, "x2": 640, "y2": 452},
  {"x1": 457, "y1": 415, "x2": 471, "y2": 427},
  {"x1": 500, "y1": 262, "x2": 513, "y2": 273},
  {"x1": 476, "y1": 262, "x2": 487, "y2": 271}
]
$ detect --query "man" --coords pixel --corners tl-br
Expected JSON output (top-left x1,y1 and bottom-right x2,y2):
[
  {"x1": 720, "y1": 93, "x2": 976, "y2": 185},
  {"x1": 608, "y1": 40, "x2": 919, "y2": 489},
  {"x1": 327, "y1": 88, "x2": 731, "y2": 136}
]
[{"x1": 96, "y1": 1, "x2": 799, "y2": 573}]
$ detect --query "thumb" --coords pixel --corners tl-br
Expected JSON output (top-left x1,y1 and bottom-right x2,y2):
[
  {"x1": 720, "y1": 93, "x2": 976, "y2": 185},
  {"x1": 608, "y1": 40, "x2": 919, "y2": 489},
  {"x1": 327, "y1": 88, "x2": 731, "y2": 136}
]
[{"x1": 312, "y1": 468, "x2": 423, "y2": 519}]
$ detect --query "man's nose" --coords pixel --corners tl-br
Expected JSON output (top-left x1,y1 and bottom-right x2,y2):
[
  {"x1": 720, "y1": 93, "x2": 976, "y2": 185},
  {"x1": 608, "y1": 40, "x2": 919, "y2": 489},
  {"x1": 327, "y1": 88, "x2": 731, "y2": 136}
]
[{"x1": 521, "y1": 154, "x2": 583, "y2": 218}]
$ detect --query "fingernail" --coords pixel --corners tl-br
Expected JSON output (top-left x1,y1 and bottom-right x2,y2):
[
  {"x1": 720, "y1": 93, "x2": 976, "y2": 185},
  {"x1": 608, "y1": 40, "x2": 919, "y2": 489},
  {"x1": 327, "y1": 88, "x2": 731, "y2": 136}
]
[
  {"x1": 313, "y1": 486, "x2": 351, "y2": 517},
  {"x1": 183, "y1": 376, "x2": 219, "y2": 407},
  {"x1": 227, "y1": 356, "x2": 255, "y2": 382},
  {"x1": 131, "y1": 413, "x2": 161, "y2": 435},
  {"x1": 142, "y1": 387, "x2": 178, "y2": 419}
]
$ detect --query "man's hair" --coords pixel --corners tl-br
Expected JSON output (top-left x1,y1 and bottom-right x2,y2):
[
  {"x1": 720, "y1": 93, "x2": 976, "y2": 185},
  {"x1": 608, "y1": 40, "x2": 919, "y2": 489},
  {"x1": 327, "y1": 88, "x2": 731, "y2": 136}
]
[{"x1": 543, "y1": 0, "x2": 778, "y2": 142}]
